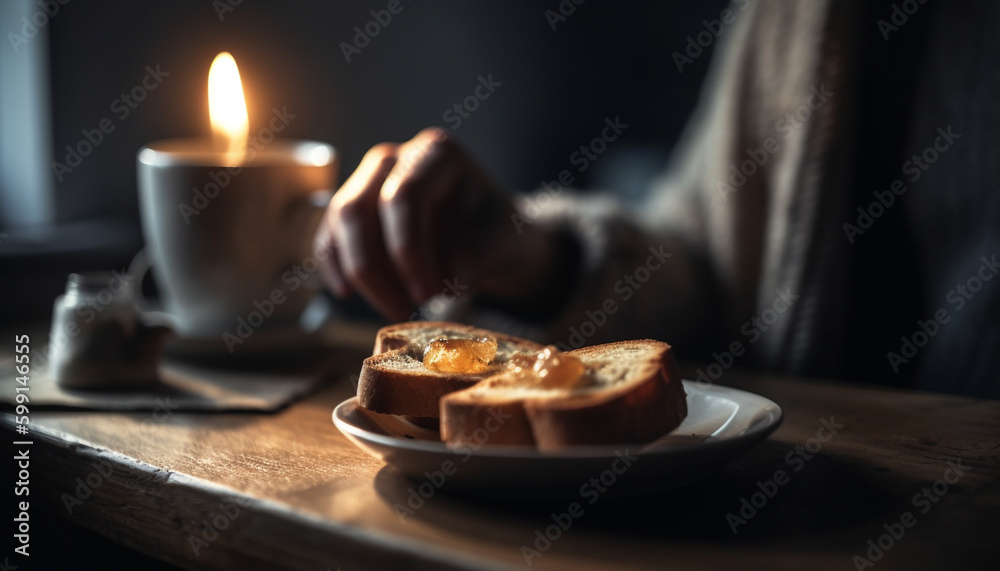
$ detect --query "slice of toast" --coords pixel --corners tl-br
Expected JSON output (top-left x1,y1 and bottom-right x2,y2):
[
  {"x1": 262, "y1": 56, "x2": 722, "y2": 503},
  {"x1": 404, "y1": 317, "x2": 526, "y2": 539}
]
[
  {"x1": 440, "y1": 340, "x2": 687, "y2": 451},
  {"x1": 357, "y1": 321, "x2": 545, "y2": 418}
]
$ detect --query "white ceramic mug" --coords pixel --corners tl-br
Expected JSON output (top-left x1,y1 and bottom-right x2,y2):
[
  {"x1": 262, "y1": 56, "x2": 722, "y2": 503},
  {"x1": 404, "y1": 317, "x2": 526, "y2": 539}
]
[{"x1": 136, "y1": 139, "x2": 337, "y2": 338}]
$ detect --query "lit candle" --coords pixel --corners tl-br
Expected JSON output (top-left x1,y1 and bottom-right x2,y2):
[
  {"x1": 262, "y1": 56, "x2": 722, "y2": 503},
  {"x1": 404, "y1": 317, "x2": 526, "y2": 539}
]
[{"x1": 207, "y1": 52, "x2": 249, "y2": 164}]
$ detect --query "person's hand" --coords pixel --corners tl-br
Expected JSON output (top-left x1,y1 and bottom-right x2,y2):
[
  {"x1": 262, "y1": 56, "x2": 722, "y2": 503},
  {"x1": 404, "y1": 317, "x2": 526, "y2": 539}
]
[{"x1": 314, "y1": 127, "x2": 574, "y2": 321}]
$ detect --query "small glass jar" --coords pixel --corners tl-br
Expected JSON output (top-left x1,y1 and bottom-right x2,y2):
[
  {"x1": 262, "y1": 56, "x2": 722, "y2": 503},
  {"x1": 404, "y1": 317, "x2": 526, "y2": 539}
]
[{"x1": 48, "y1": 272, "x2": 171, "y2": 389}]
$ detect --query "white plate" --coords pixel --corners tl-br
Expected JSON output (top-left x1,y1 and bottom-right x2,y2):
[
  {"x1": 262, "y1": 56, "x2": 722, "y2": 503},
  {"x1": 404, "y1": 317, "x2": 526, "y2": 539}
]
[{"x1": 333, "y1": 381, "x2": 782, "y2": 497}]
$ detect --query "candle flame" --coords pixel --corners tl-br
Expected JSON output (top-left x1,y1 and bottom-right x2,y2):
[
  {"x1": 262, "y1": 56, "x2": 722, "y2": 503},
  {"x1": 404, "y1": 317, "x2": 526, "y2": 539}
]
[{"x1": 208, "y1": 52, "x2": 248, "y2": 164}]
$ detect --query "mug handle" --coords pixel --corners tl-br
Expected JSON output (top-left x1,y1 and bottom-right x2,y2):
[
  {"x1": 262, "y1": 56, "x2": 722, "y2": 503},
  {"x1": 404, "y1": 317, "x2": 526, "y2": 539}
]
[
  {"x1": 127, "y1": 249, "x2": 161, "y2": 313},
  {"x1": 127, "y1": 250, "x2": 178, "y2": 331}
]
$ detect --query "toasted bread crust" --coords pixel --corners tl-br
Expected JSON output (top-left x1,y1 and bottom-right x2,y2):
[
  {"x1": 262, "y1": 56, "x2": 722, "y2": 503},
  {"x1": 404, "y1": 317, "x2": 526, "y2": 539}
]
[
  {"x1": 358, "y1": 322, "x2": 543, "y2": 417},
  {"x1": 358, "y1": 363, "x2": 485, "y2": 417},
  {"x1": 436, "y1": 399, "x2": 536, "y2": 446},
  {"x1": 440, "y1": 340, "x2": 687, "y2": 450}
]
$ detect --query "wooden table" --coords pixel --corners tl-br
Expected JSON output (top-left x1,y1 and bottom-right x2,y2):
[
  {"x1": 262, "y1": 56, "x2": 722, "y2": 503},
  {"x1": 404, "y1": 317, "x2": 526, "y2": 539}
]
[{"x1": 3, "y1": 327, "x2": 999, "y2": 570}]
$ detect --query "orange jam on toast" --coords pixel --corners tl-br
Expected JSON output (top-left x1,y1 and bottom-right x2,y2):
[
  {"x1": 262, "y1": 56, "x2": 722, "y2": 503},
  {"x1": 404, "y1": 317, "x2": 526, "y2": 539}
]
[
  {"x1": 423, "y1": 337, "x2": 498, "y2": 374},
  {"x1": 507, "y1": 346, "x2": 588, "y2": 389}
]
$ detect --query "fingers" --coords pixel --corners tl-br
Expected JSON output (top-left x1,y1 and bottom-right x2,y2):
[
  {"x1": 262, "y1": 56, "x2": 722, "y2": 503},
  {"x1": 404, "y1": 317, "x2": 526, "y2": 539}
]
[
  {"x1": 379, "y1": 127, "x2": 467, "y2": 302},
  {"x1": 316, "y1": 128, "x2": 483, "y2": 320},
  {"x1": 314, "y1": 214, "x2": 350, "y2": 297},
  {"x1": 320, "y1": 143, "x2": 415, "y2": 321}
]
